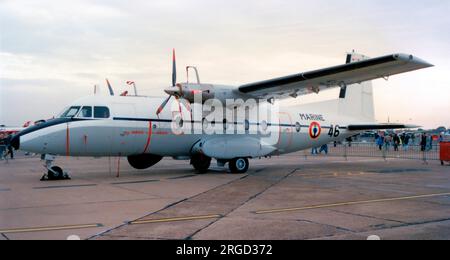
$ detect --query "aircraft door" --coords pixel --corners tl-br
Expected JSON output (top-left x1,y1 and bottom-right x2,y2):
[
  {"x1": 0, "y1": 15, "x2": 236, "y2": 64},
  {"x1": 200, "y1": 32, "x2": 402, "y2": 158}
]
[
  {"x1": 111, "y1": 103, "x2": 137, "y2": 156},
  {"x1": 277, "y1": 112, "x2": 293, "y2": 153}
]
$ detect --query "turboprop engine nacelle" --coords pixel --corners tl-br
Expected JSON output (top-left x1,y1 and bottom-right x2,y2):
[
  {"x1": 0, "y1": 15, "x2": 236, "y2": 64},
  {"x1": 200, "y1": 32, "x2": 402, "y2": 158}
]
[{"x1": 164, "y1": 83, "x2": 248, "y2": 104}]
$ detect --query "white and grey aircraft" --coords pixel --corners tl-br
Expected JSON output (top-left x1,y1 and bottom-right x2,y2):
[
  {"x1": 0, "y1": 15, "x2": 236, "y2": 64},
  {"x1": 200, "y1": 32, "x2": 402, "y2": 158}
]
[{"x1": 9, "y1": 51, "x2": 433, "y2": 179}]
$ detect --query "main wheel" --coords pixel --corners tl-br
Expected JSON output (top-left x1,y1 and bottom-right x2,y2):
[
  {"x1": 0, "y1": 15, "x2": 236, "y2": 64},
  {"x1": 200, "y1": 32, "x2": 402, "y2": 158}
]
[
  {"x1": 229, "y1": 158, "x2": 249, "y2": 174},
  {"x1": 48, "y1": 166, "x2": 64, "y2": 180},
  {"x1": 191, "y1": 154, "x2": 212, "y2": 173}
]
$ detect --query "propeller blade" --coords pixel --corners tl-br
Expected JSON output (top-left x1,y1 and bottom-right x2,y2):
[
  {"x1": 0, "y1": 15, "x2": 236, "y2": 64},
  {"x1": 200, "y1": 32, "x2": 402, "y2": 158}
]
[
  {"x1": 156, "y1": 95, "x2": 172, "y2": 116},
  {"x1": 106, "y1": 79, "x2": 115, "y2": 96},
  {"x1": 174, "y1": 96, "x2": 182, "y2": 114},
  {"x1": 172, "y1": 49, "x2": 177, "y2": 87}
]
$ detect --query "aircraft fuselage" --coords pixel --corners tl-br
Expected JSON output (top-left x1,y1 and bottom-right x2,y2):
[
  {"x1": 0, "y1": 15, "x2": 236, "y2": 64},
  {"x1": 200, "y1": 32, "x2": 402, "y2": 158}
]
[{"x1": 13, "y1": 95, "x2": 357, "y2": 158}]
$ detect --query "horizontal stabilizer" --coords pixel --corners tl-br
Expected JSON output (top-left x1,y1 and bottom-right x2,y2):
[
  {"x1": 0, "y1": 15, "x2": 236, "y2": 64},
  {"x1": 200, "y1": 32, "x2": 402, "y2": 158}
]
[{"x1": 347, "y1": 124, "x2": 419, "y2": 131}]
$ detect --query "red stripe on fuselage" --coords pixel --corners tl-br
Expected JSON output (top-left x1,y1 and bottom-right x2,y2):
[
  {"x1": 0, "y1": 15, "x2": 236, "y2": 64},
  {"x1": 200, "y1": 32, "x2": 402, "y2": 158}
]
[
  {"x1": 66, "y1": 124, "x2": 70, "y2": 156},
  {"x1": 143, "y1": 121, "x2": 153, "y2": 153}
]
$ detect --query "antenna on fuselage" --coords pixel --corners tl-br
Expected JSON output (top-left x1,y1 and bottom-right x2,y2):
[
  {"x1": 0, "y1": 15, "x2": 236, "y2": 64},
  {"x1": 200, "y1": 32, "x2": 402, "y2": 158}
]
[
  {"x1": 106, "y1": 79, "x2": 115, "y2": 96},
  {"x1": 126, "y1": 81, "x2": 138, "y2": 96}
]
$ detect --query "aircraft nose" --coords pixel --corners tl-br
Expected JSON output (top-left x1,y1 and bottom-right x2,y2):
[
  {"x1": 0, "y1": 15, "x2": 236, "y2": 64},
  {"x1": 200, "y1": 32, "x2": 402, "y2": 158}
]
[{"x1": 10, "y1": 134, "x2": 20, "y2": 150}]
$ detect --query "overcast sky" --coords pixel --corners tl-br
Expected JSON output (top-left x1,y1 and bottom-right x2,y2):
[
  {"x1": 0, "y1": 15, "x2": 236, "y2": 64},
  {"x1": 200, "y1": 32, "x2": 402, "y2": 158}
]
[{"x1": 1, "y1": 0, "x2": 449, "y2": 128}]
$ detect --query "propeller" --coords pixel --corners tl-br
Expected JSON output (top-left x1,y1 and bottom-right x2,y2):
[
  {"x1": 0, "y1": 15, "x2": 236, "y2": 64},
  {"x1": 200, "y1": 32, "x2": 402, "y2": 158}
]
[
  {"x1": 172, "y1": 48, "x2": 176, "y2": 87},
  {"x1": 156, "y1": 49, "x2": 181, "y2": 116}
]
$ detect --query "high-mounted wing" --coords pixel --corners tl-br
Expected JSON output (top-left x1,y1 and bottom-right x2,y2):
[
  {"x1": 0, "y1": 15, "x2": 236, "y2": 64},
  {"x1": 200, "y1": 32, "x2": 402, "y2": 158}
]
[{"x1": 238, "y1": 54, "x2": 433, "y2": 99}]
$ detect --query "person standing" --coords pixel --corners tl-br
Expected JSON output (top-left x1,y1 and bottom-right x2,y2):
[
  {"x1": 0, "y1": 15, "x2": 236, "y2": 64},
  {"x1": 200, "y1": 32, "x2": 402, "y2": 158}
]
[
  {"x1": 420, "y1": 134, "x2": 427, "y2": 152},
  {"x1": 346, "y1": 137, "x2": 353, "y2": 147},
  {"x1": 427, "y1": 135, "x2": 433, "y2": 151},
  {"x1": 376, "y1": 135, "x2": 384, "y2": 151},
  {"x1": 393, "y1": 134, "x2": 400, "y2": 151},
  {"x1": 385, "y1": 135, "x2": 392, "y2": 151},
  {"x1": 0, "y1": 134, "x2": 6, "y2": 161},
  {"x1": 319, "y1": 144, "x2": 329, "y2": 155},
  {"x1": 7, "y1": 137, "x2": 14, "y2": 160},
  {"x1": 403, "y1": 134, "x2": 410, "y2": 151}
]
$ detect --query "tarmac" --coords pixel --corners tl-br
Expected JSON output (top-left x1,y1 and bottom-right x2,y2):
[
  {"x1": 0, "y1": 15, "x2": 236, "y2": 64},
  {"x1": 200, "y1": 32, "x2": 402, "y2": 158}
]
[{"x1": 0, "y1": 152, "x2": 449, "y2": 240}]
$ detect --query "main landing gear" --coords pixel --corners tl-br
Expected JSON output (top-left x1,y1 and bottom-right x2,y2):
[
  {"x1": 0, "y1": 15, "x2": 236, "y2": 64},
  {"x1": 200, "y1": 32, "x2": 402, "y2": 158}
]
[
  {"x1": 191, "y1": 154, "x2": 249, "y2": 174},
  {"x1": 41, "y1": 154, "x2": 71, "y2": 181},
  {"x1": 228, "y1": 158, "x2": 249, "y2": 174},
  {"x1": 191, "y1": 154, "x2": 212, "y2": 174}
]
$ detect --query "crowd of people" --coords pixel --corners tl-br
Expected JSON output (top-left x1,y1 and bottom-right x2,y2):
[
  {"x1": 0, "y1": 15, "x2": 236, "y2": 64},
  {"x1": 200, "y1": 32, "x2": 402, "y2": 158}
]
[
  {"x1": 375, "y1": 132, "x2": 443, "y2": 152},
  {"x1": 310, "y1": 132, "x2": 445, "y2": 156}
]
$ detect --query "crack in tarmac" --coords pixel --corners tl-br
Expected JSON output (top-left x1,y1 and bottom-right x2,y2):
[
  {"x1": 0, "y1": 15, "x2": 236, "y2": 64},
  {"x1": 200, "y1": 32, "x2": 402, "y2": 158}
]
[
  {"x1": 89, "y1": 173, "x2": 250, "y2": 240},
  {"x1": 186, "y1": 167, "x2": 301, "y2": 240}
]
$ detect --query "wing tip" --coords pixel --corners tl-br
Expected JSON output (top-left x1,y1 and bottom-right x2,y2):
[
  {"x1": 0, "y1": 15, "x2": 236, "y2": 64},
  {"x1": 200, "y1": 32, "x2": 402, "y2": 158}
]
[{"x1": 394, "y1": 53, "x2": 434, "y2": 67}]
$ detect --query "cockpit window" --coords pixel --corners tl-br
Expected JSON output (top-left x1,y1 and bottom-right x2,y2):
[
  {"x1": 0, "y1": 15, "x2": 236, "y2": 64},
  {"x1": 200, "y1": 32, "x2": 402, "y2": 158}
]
[
  {"x1": 77, "y1": 106, "x2": 92, "y2": 118},
  {"x1": 60, "y1": 106, "x2": 81, "y2": 118},
  {"x1": 94, "y1": 106, "x2": 110, "y2": 119}
]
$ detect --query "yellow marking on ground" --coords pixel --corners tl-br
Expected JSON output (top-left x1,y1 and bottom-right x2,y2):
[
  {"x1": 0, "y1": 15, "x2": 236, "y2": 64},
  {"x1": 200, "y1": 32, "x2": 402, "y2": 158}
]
[
  {"x1": 130, "y1": 214, "x2": 222, "y2": 225},
  {"x1": 300, "y1": 171, "x2": 371, "y2": 179},
  {"x1": 0, "y1": 223, "x2": 102, "y2": 234},
  {"x1": 255, "y1": 192, "x2": 450, "y2": 215}
]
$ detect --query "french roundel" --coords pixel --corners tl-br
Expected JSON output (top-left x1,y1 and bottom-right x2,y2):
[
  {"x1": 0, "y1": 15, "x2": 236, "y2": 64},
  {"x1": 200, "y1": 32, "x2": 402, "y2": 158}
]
[{"x1": 309, "y1": 122, "x2": 321, "y2": 139}]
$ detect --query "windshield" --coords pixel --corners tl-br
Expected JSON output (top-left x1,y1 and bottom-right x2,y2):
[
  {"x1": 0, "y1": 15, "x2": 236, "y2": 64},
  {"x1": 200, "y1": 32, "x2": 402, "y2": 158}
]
[
  {"x1": 60, "y1": 106, "x2": 81, "y2": 118},
  {"x1": 77, "y1": 106, "x2": 92, "y2": 118}
]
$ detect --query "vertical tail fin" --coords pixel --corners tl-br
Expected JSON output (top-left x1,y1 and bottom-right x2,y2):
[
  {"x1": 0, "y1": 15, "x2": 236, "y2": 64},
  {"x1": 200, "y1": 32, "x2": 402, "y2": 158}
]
[{"x1": 337, "y1": 52, "x2": 375, "y2": 122}]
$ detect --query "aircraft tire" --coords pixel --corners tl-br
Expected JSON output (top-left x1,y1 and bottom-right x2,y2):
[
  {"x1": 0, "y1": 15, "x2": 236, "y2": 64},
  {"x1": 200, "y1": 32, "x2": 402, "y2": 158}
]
[
  {"x1": 48, "y1": 166, "x2": 64, "y2": 180},
  {"x1": 191, "y1": 154, "x2": 211, "y2": 173},
  {"x1": 229, "y1": 158, "x2": 249, "y2": 174}
]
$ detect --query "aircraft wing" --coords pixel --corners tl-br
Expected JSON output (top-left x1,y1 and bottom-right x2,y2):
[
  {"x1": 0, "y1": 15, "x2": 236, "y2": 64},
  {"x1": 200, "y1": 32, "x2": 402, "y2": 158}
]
[
  {"x1": 238, "y1": 54, "x2": 433, "y2": 99},
  {"x1": 347, "y1": 124, "x2": 419, "y2": 131}
]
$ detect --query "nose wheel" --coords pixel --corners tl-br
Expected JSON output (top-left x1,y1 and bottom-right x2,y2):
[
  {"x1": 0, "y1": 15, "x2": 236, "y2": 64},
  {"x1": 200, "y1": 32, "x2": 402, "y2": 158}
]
[{"x1": 41, "y1": 154, "x2": 71, "y2": 181}]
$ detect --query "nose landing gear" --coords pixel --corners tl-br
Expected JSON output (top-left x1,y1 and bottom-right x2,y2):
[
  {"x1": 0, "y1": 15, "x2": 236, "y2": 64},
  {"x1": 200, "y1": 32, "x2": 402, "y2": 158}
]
[{"x1": 40, "y1": 154, "x2": 71, "y2": 181}]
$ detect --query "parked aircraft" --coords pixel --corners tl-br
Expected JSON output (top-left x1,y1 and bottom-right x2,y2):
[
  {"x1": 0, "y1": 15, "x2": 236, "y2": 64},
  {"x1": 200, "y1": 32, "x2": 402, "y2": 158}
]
[{"x1": 9, "y1": 51, "x2": 432, "y2": 179}]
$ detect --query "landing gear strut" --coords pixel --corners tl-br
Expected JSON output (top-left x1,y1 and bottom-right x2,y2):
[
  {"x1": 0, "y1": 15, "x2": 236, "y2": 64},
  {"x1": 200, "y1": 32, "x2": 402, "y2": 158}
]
[
  {"x1": 229, "y1": 158, "x2": 249, "y2": 174},
  {"x1": 41, "y1": 154, "x2": 70, "y2": 181},
  {"x1": 191, "y1": 154, "x2": 211, "y2": 174}
]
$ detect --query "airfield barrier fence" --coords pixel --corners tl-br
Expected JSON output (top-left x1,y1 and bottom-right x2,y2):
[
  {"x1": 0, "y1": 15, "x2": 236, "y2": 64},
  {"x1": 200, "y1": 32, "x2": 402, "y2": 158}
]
[{"x1": 301, "y1": 142, "x2": 441, "y2": 162}]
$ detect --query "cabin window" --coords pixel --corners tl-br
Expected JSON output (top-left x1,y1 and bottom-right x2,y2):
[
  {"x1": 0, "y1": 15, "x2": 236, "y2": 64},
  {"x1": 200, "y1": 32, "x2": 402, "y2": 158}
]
[
  {"x1": 296, "y1": 122, "x2": 301, "y2": 133},
  {"x1": 261, "y1": 120, "x2": 268, "y2": 132},
  {"x1": 78, "y1": 106, "x2": 92, "y2": 118},
  {"x1": 244, "y1": 120, "x2": 250, "y2": 131},
  {"x1": 94, "y1": 106, "x2": 110, "y2": 119},
  {"x1": 223, "y1": 119, "x2": 228, "y2": 131},
  {"x1": 60, "y1": 106, "x2": 81, "y2": 118}
]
